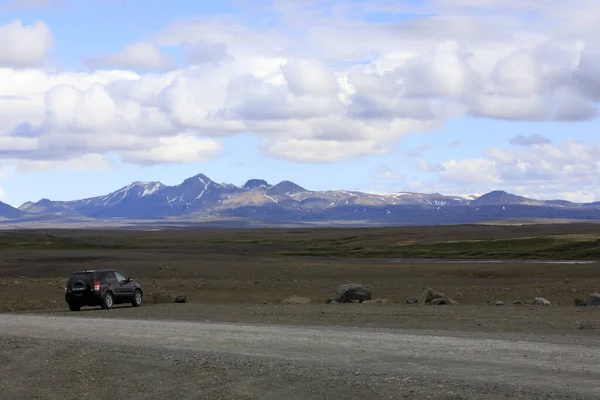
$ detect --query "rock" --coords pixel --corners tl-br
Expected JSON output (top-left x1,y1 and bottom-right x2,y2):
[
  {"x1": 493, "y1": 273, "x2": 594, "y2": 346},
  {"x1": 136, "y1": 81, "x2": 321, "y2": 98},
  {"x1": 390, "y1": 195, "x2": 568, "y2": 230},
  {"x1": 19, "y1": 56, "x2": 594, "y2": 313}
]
[
  {"x1": 281, "y1": 296, "x2": 311, "y2": 305},
  {"x1": 430, "y1": 298, "x2": 451, "y2": 305},
  {"x1": 579, "y1": 324, "x2": 595, "y2": 330},
  {"x1": 325, "y1": 298, "x2": 333, "y2": 304},
  {"x1": 405, "y1": 297, "x2": 419, "y2": 305},
  {"x1": 533, "y1": 297, "x2": 551, "y2": 305},
  {"x1": 418, "y1": 287, "x2": 445, "y2": 303},
  {"x1": 512, "y1": 300, "x2": 522, "y2": 305},
  {"x1": 363, "y1": 298, "x2": 390, "y2": 304},
  {"x1": 173, "y1": 294, "x2": 187, "y2": 303},
  {"x1": 490, "y1": 300, "x2": 504, "y2": 306},
  {"x1": 335, "y1": 283, "x2": 372, "y2": 303},
  {"x1": 574, "y1": 298, "x2": 586, "y2": 307},
  {"x1": 418, "y1": 287, "x2": 457, "y2": 305},
  {"x1": 584, "y1": 293, "x2": 600, "y2": 306}
]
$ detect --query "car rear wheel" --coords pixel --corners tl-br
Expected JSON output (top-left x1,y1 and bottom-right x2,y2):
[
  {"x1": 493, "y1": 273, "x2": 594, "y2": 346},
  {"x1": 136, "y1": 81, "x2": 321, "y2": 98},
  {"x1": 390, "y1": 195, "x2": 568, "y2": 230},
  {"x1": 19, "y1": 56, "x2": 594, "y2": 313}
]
[
  {"x1": 68, "y1": 303, "x2": 81, "y2": 312},
  {"x1": 132, "y1": 289, "x2": 143, "y2": 307},
  {"x1": 101, "y1": 292, "x2": 114, "y2": 309}
]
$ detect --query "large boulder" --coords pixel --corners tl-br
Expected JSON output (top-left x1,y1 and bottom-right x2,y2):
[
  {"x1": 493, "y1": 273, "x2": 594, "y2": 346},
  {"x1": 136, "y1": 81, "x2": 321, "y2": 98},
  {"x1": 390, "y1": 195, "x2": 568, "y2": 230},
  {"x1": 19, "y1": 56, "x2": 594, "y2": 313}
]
[
  {"x1": 335, "y1": 284, "x2": 372, "y2": 303},
  {"x1": 584, "y1": 293, "x2": 600, "y2": 306}
]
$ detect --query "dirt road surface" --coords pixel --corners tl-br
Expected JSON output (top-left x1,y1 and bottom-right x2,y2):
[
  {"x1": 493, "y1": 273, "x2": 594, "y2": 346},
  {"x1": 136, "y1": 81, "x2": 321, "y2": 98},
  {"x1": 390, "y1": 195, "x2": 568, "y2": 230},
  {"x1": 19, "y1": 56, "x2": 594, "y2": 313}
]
[{"x1": 1, "y1": 314, "x2": 600, "y2": 399}]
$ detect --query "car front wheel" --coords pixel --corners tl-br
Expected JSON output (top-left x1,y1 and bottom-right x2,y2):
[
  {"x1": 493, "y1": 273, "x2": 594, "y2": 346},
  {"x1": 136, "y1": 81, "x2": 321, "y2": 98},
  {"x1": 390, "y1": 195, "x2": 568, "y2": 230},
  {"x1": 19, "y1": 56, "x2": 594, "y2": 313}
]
[
  {"x1": 101, "y1": 292, "x2": 114, "y2": 309},
  {"x1": 132, "y1": 289, "x2": 143, "y2": 307},
  {"x1": 68, "y1": 303, "x2": 81, "y2": 312}
]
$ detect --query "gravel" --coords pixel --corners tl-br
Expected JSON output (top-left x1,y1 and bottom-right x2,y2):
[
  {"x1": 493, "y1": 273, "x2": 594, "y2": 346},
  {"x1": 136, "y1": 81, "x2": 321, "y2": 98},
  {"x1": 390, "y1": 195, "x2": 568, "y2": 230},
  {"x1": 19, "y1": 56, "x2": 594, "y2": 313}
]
[{"x1": 1, "y1": 314, "x2": 600, "y2": 399}]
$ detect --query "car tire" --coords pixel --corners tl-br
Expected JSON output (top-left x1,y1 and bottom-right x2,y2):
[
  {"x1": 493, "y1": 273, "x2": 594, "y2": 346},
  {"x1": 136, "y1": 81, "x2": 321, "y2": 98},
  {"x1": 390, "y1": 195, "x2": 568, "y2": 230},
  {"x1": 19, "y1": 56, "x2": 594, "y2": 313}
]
[
  {"x1": 132, "y1": 289, "x2": 143, "y2": 307},
  {"x1": 101, "y1": 291, "x2": 114, "y2": 309},
  {"x1": 68, "y1": 303, "x2": 81, "y2": 312}
]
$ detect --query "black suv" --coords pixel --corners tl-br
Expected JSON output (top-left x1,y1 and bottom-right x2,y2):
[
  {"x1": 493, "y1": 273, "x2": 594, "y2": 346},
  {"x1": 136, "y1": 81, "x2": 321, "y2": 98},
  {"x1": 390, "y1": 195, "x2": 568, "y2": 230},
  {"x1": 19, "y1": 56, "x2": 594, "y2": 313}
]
[{"x1": 64, "y1": 268, "x2": 143, "y2": 311}]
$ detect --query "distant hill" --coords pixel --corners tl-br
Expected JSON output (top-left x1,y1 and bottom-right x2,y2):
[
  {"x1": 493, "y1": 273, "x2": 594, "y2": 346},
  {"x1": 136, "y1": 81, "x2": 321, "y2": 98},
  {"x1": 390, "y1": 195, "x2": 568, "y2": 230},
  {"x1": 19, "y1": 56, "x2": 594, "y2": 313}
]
[
  {"x1": 0, "y1": 200, "x2": 25, "y2": 219},
  {"x1": 5, "y1": 172, "x2": 600, "y2": 227}
]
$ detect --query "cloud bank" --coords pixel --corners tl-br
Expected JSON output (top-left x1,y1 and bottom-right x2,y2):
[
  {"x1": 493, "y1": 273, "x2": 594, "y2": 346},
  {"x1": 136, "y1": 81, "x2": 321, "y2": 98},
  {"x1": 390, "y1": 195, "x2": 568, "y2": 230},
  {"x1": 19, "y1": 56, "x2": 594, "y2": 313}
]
[{"x1": 0, "y1": 0, "x2": 599, "y2": 200}]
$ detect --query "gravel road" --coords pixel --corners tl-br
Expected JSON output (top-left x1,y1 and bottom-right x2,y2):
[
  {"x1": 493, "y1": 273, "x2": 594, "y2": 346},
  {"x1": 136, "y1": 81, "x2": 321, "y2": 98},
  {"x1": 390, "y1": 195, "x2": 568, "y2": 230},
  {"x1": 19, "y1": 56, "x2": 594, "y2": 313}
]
[{"x1": 1, "y1": 314, "x2": 600, "y2": 399}]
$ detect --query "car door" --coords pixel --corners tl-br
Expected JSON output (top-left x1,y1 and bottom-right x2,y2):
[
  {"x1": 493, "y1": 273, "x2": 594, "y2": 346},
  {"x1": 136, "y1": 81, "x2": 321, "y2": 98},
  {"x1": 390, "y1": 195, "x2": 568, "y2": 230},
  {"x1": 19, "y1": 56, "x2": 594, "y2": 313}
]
[
  {"x1": 104, "y1": 271, "x2": 120, "y2": 298},
  {"x1": 113, "y1": 270, "x2": 134, "y2": 301}
]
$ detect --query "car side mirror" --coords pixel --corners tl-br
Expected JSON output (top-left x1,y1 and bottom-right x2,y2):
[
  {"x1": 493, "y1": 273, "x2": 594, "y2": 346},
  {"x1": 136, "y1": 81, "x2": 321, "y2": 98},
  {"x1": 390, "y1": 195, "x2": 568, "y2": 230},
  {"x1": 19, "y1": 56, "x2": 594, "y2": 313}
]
[{"x1": 125, "y1": 277, "x2": 133, "y2": 283}]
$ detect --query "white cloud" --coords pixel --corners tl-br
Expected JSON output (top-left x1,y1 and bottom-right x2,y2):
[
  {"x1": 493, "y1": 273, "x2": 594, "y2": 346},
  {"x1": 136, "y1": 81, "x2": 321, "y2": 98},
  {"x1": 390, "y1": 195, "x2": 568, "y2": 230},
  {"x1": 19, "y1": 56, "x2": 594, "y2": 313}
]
[
  {"x1": 0, "y1": 0, "x2": 600, "y2": 172},
  {"x1": 118, "y1": 135, "x2": 222, "y2": 165},
  {"x1": 376, "y1": 165, "x2": 404, "y2": 181},
  {"x1": 510, "y1": 134, "x2": 551, "y2": 147},
  {"x1": 15, "y1": 153, "x2": 114, "y2": 173},
  {"x1": 416, "y1": 140, "x2": 600, "y2": 202},
  {"x1": 85, "y1": 42, "x2": 176, "y2": 72},
  {"x1": 182, "y1": 40, "x2": 231, "y2": 65},
  {"x1": 0, "y1": 20, "x2": 54, "y2": 67}
]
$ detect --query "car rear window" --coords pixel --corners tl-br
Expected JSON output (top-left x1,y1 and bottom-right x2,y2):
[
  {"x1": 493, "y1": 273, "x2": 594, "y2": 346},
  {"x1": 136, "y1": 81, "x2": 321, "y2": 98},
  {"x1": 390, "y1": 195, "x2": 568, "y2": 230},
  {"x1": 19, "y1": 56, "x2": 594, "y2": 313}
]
[{"x1": 68, "y1": 272, "x2": 94, "y2": 284}]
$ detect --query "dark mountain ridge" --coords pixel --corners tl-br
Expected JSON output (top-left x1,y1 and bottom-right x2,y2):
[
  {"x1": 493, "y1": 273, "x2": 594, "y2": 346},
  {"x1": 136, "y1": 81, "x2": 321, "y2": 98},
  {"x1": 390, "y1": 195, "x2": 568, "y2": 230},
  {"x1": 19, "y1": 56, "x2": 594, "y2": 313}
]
[{"x1": 4, "y1": 173, "x2": 600, "y2": 226}]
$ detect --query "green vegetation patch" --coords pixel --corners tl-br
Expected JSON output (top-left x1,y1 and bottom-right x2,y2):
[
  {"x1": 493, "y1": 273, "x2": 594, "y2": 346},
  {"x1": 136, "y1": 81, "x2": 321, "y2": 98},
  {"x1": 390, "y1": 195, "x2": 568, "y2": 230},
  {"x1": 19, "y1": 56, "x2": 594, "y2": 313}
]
[{"x1": 277, "y1": 234, "x2": 600, "y2": 259}]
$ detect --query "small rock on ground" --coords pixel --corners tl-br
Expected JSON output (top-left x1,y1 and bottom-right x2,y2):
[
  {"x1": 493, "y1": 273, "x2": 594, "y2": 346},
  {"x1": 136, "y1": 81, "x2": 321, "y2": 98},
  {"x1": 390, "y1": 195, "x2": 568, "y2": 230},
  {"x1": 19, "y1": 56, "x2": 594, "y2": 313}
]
[
  {"x1": 362, "y1": 298, "x2": 390, "y2": 304},
  {"x1": 574, "y1": 298, "x2": 586, "y2": 307},
  {"x1": 430, "y1": 298, "x2": 452, "y2": 305},
  {"x1": 405, "y1": 297, "x2": 419, "y2": 305},
  {"x1": 281, "y1": 296, "x2": 311, "y2": 305},
  {"x1": 512, "y1": 300, "x2": 522, "y2": 305},
  {"x1": 490, "y1": 300, "x2": 504, "y2": 306},
  {"x1": 579, "y1": 324, "x2": 595, "y2": 330},
  {"x1": 173, "y1": 294, "x2": 187, "y2": 303},
  {"x1": 417, "y1": 287, "x2": 457, "y2": 305},
  {"x1": 533, "y1": 297, "x2": 551, "y2": 305}
]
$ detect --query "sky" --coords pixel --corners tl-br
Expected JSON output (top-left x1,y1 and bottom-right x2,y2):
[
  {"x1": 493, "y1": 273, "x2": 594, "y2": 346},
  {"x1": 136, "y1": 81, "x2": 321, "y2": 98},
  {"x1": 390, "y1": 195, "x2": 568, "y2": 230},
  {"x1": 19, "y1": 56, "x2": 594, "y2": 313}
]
[{"x1": 0, "y1": 0, "x2": 599, "y2": 206}]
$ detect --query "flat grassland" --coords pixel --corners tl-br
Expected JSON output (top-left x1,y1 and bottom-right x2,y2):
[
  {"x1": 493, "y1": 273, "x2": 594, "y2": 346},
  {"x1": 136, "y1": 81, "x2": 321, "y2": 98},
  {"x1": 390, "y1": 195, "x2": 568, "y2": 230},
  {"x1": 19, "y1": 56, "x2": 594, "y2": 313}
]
[{"x1": 1, "y1": 222, "x2": 599, "y2": 334}]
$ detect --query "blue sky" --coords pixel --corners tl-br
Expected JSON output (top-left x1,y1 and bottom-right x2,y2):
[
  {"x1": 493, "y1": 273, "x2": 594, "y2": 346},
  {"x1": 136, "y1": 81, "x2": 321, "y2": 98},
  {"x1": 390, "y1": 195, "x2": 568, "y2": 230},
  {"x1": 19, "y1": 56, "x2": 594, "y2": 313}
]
[{"x1": 0, "y1": 0, "x2": 599, "y2": 206}]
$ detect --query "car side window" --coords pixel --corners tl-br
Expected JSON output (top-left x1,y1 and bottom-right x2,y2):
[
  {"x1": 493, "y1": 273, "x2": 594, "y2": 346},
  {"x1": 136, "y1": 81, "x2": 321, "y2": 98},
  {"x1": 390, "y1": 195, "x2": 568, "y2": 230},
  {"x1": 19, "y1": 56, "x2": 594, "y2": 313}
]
[
  {"x1": 96, "y1": 272, "x2": 107, "y2": 283},
  {"x1": 113, "y1": 271, "x2": 127, "y2": 283},
  {"x1": 105, "y1": 272, "x2": 117, "y2": 282}
]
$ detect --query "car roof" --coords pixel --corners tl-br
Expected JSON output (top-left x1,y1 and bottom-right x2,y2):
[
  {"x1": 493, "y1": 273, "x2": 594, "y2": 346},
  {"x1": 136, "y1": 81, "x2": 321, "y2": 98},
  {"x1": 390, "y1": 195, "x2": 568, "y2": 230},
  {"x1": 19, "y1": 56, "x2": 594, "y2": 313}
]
[{"x1": 70, "y1": 268, "x2": 121, "y2": 274}]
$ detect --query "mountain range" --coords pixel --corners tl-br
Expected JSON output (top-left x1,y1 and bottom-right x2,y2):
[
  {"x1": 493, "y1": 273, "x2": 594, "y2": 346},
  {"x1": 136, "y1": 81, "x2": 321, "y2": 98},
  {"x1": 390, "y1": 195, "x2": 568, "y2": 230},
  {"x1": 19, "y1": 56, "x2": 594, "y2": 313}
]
[{"x1": 0, "y1": 172, "x2": 599, "y2": 227}]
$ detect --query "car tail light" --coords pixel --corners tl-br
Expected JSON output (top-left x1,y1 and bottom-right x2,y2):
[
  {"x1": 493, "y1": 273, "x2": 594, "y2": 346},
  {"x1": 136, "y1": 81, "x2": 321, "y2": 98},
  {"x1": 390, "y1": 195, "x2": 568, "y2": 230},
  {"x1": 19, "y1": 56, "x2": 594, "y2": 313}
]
[{"x1": 94, "y1": 281, "x2": 100, "y2": 293}]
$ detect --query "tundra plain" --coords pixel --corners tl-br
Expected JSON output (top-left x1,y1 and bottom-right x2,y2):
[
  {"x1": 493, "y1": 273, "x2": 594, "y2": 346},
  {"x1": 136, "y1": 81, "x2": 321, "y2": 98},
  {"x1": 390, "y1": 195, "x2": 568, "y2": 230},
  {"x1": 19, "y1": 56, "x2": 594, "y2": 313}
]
[{"x1": 1, "y1": 223, "x2": 600, "y2": 399}]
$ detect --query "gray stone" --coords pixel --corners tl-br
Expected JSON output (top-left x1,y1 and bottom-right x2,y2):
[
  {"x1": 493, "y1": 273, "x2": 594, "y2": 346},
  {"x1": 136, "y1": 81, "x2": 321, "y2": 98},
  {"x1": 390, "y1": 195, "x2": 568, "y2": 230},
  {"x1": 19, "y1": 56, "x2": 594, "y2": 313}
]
[
  {"x1": 512, "y1": 300, "x2": 522, "y2": 305},
  {"x1": 173, "y1": 294, "x2": 187, "y2": 303},
  {"x1": 490, "y1": 300, "x2": 504, "y2": 306},
  {"x1": 579, "y1": 324, "x2": 595, "y2": 330},
  {"x1": 335, "y1": 283, "x2": 372, "y2": 303},
  {"x1": 417, "y1": 287, "x2": 457, "y2": 305},
  {"x1": 584, "y1": 293, "x2": 600, "y2": 306},
  {"x1": 533, "y1": 297, "x2": 551, "y2": 305},
  {"x1": 430, "y1": 298, "x2": 450, "y2": 305},
  {"x1": 281, "y1": 296, "x2": 311, "y2": 305},
  {"x1": 574, "y1": 298, "x2": 586, "y2": 307},
  {"x1": 405, "y1": 297, "x2": 419, "y2": 305}
]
